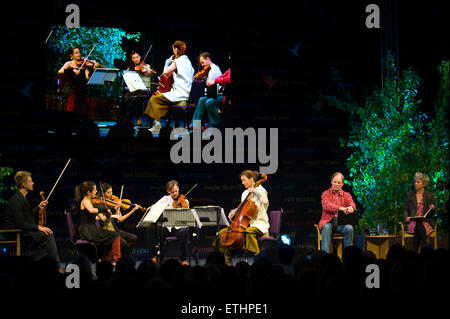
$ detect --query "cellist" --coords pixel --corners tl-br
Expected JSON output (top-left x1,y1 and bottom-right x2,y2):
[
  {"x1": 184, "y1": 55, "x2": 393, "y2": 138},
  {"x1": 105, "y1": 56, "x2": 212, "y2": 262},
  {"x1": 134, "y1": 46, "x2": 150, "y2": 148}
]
[
  {"x1": 144, "y1": 40, "x2": 194, "y2": 134},
  {"x1": 216, "y1": 170, "x2": 270, "y2": 266}
]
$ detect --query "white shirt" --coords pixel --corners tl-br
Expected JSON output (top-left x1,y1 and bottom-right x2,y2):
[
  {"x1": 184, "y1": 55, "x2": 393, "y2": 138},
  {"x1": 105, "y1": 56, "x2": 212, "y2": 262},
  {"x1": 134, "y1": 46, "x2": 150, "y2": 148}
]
[
  {"x1": 241, "y1": 185, "x2": 270, "y2": 235},
  {"x1": 163, "y1": 55, "x2": 194, "y2": 102},
  {"x1": 155, "y1": 195, "x2": 189, "y2": 231},
  {"x1": 207, "y1": 63, "x2": 222, "y2": 82}
]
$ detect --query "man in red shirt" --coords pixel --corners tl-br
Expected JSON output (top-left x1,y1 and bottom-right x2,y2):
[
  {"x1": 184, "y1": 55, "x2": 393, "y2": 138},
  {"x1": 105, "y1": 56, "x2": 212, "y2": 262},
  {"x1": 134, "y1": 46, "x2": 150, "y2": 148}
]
[{"x1": 319, "y1": 172, "x2": 356, "y2": 253}]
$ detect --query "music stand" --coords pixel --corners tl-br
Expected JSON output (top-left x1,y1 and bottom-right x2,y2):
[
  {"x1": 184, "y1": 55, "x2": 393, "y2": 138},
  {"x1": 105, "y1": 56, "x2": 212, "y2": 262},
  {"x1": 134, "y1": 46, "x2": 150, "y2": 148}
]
[
  {"x1": 193, "y1": 206, "x2": 229, "y2": 252},
  {"x1": 87, "y1": 68, "x2": 120, "y2": 85},
  {"x1": 136, "y1": 203, "x2": 169, "y2": 263}
]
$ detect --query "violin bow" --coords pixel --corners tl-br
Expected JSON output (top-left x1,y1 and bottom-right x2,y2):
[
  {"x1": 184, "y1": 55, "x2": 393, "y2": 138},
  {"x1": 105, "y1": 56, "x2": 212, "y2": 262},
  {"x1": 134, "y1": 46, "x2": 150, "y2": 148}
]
[
  {"x1": 77, "y1": 44, "x2": 96, "y2": 74},
  {"x1": 45, "y1": 158, "x2": 71, "y2": 202},
  {"x1": 45, "y1": 27, "x2": 54, "y2": 44},
  {"x1": 142, "y1": 44, "x2": 152, "y2": 63},
  {"x1": 184, "y1": 183, "x2": 198, "y2": 198},
  {"x1": 119, "y1": 184, "x2": 124, "y2": 201}
]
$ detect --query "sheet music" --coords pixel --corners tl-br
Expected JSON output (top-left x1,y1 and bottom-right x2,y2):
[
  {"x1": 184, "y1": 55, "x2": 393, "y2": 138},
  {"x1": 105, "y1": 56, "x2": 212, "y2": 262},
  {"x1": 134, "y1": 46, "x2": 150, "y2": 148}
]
[
  {"x1": 136, "y1": 202, "x2": 169, "y2": 227},
  {"x1": 193, "y1": 206, "x2": 229, "y2": 227},
  {"x1": 123, "y1": 70, "x2": 147, "y2": 92}
]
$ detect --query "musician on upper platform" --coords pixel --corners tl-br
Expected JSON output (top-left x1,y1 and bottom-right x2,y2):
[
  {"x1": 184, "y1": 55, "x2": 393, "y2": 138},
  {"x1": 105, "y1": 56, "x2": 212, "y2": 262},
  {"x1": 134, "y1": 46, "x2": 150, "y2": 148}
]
[
  {"x1": 192, "y1": 52, "x2": 224, "y2": 128},
  {"x1": 145, "y1": 41, "x2": 194, "y2": 134}
]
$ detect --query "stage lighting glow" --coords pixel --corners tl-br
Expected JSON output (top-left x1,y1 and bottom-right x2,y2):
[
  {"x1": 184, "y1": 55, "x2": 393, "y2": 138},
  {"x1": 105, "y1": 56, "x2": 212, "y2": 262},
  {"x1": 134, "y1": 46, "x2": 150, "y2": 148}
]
[{"x1": 280, "y1": 234, "x2": 291, "y2": 245}]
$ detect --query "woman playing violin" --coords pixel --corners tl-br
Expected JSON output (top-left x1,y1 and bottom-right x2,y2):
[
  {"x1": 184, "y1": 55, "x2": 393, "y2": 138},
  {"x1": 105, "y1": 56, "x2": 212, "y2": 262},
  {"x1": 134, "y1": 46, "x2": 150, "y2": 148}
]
[
  {"x1": 73, "y1": 181, "x2": 121, "y2": 266},
  {"x1": 127, "y1": 50, "x2": 156, "y2": 75},
  {"x1": 146, "y1": 180, "x2": 190, "y2": 263},
  {"x1": 216, "y1": 170, "x2": 269, "y2": 266},
  {"x1": 57, "y1": 46, "x2": 99, "y2": 115},
  {"x1": 100, "y1": 183, "x2": 141, "y2": 256}
]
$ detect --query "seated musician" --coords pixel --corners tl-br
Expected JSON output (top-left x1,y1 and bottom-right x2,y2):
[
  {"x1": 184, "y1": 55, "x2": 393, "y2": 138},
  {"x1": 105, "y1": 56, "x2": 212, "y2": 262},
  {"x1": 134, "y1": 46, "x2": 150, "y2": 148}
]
[
  {"x1": 191, "y1": 52, "x2": 223, "y2": 128},
  {"x1": 73, "y1": 181, "x2": 121, "y2": 266},
  {"x1": 146, "y1": 180, "x2": 190, "y2": 264},
  {"x1": 101, "y1": 183, "x2": 141, "y2": 256},
  {"x1": 145, "y1": 41, "x2": 194, "y2": 133},
  {"x1": 4, "y1": 171, "x2": 61, "y2": 265},
  {"x1": 216, "y1": 170, "x2": 269, "y2": 266},
  {"x1": 127, "y1": 50, "x2": 156, "y2": 75},
  {"x1": 58, "y1": 46, "x2": 99, "y2": 115}
]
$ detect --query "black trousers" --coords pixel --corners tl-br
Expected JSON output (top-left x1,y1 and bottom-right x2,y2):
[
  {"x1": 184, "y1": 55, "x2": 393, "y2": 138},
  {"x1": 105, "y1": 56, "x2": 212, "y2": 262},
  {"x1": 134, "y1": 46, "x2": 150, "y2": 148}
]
[
  {"x1": 146, "y1": 224, "x2": 190, "y2": 260},
  {"x1": 23, "y1": 231, "x2": 60, "y2": 263},
  {"x1": 414, "y1": 222, "x2": 428, "y2": 252}
]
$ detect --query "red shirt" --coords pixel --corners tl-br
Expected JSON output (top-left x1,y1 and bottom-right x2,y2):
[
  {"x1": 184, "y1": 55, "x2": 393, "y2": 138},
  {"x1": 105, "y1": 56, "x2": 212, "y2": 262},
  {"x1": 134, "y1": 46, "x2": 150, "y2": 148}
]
[
  {"x1": 214, "y1": 68, "x2": 230, "y2": 85},
  {"x1": 319, "y1": 187, "x2": 356, "y2": 230}
]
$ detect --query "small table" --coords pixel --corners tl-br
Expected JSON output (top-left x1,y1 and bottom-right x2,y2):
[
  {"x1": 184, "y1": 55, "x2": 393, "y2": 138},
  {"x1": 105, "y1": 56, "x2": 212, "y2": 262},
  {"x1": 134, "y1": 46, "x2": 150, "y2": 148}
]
[{"x1": 365, "y1": 235, "x2": 397, "y2": 259}]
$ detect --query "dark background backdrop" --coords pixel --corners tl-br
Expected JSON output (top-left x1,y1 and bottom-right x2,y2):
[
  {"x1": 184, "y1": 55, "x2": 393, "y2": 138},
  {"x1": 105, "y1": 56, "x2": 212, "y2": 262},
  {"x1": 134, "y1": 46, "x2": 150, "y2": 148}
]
[{"x1": 0, "y1": 0, "x2": 448, "y2": 257}]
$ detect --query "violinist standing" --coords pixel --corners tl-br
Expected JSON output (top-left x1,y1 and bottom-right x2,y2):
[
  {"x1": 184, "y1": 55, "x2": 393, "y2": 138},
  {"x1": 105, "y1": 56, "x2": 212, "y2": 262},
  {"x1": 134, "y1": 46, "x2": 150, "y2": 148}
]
[
  {"x1": 101, "y1": 183, "x2": 141, "y2": 256},
  {"x1": 191, "y1": 52, "x2": 223, "y2": 128},
  {"x1": 4, "y1": 171, "x2": 61, "y2": 265},
  {"x1": 58, "y1": 46, "x2": 99, "y2": 116},
  {"x1": 145, "y1": 41, "x2": 194, "y2": 133},
  {"x1": 146, "y1": 180, "x2": 190, "y2": 263},
  {"x1": 216, "y1": 170, "x2": 269, "y2": 266}
]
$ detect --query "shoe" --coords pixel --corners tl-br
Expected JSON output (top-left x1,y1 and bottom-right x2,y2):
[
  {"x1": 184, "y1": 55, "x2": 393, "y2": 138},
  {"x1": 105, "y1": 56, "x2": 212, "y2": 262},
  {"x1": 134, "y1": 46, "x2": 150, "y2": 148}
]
[{"x1": 149, "y1": 123, "x2": 161, "y2": 133}]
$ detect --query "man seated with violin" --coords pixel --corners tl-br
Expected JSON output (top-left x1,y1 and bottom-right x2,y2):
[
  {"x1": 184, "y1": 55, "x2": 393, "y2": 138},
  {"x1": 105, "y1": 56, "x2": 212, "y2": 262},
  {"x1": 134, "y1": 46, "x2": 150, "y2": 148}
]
[
  {"x1": 191, "y1": 52, "x2": 223, "y2": 129},
  {"x1": 146, "y1": 180, "x2": 190, "y2": 264},
  {"x1": 4, "y1": 171, "x2": 61, "y2": 267}
]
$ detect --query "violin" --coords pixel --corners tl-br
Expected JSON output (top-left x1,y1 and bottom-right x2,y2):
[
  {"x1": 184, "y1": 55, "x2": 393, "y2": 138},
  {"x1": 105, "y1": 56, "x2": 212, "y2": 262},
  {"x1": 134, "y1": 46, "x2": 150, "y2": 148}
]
[
  {"x1": 74, "y1": 57, "x2": 105, "y2": 70},
  {"x1": 135, "y1": 61, "x2": 155, "y2": 74},
  {"x1": 91, "y1": 194, "x2": 145, "y2": 211},
  {"x1": 38, "y1": 191, "x2": 46, "y2": 226},
  {"x1": 193, "y1": 65, "x2": 211, "y2": 80},
  {"x1": 220, "y1": 174, "x2": 268, "y2": 250},
  {"x1": 172, "y1": 194, "x2": 189, "y2": 208}
]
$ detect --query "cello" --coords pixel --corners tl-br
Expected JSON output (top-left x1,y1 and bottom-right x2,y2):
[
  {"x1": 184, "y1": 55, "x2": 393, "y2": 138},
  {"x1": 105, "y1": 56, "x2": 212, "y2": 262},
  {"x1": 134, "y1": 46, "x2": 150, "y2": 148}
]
[{"x1": 220, "y1": 174, "x2": 267, "y2": 250}]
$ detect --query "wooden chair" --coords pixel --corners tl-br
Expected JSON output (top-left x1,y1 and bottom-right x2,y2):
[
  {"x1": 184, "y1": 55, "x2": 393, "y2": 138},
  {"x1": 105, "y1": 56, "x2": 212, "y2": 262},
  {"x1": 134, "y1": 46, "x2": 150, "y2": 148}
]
[
  {"x1": 398, "y1": 221, "x2": 438, "y2": 249},
  {"x1": 314, "y1": 224, "x2": 344, "y2": 259},
  {"x1": 0, "y1": 229, "x2": 22, "y2": 256}
]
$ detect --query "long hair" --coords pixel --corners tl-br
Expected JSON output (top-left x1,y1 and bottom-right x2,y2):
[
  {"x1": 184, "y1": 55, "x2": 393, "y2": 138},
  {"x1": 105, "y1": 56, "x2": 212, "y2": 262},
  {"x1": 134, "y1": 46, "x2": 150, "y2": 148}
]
[
  {"x1": 72, "y1": 181, "x2": 96, "y2": 211},
  {"x1": 128, "y1": 50, "x2": 140, "y2": 70}
]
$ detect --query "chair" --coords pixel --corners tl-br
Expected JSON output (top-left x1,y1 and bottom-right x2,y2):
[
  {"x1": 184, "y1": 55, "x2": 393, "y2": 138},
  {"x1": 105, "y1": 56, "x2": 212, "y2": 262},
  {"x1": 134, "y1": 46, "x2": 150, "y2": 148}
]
[
  {"x1": 398, "y1": 221, "x2": 438, "y2": 249},
  {"x1": 166, "y1": 81, "x2": 206, "y2": 128},
  {"x1": 259, "y1": 210, "x2": 283, "y2": 242},
  {"x1": 65, "y1": 210, "x2": 99, "y2": 263},
  {"x1": 314, "y1": 224, "x2": 344, "y2": 259},
  {"x1": 0, "y1": 229, "x2": 22, "y2": 256}
]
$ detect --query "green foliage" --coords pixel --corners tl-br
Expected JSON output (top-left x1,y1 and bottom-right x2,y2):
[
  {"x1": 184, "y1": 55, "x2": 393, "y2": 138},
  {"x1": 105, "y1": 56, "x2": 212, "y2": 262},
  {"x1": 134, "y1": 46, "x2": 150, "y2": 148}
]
[
  {"x1": 0, "y1": 154, "x2": 15, "y2": 205},
  {"x1": 324, "y1": 54, "x2": 449, "y2": 234},
  {"x1": 46, "y1": 25, "x2": 141, "y2": 97}
]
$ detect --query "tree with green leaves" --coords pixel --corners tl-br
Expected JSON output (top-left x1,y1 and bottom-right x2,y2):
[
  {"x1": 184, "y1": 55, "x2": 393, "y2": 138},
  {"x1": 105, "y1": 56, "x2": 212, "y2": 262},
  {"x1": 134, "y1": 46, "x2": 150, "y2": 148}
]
[{"x1": 324, "y1": 55, "x2": 449, "y2": 234}]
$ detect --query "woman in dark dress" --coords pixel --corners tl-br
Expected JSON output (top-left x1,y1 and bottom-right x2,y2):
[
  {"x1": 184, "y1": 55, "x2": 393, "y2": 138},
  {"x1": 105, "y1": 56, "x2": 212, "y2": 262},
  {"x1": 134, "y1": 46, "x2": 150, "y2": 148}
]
[
  {"x1": 404, "y1": 172, "x2": 435, "y2": 252},
  {"x1": 73, "y1": 181, "x2": 121, "y2": 266}
]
